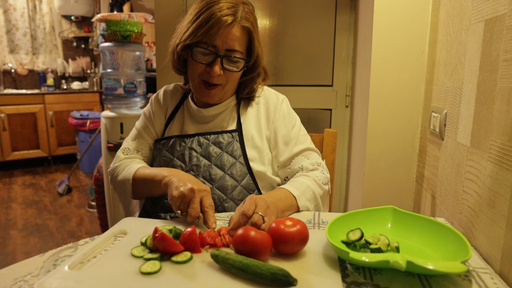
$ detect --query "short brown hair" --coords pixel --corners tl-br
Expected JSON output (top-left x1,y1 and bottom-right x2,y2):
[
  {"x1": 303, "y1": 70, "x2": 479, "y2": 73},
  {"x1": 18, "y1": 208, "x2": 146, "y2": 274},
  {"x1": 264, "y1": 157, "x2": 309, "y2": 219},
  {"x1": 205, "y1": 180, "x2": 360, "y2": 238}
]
[{"x1": 168, "y1": 0, "x2": 269, "y2": 102}]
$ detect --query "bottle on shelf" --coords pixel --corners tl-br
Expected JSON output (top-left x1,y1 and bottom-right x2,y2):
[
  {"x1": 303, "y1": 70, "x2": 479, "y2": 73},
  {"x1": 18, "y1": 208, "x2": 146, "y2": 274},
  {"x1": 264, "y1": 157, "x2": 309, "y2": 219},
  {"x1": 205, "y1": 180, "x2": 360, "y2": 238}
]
[
  {"x1": 150, "y1": 42, "x2": 156, "y2": 69},
  {"x1": 46, "y1": 68, "x2": 55, "y2": 91}
]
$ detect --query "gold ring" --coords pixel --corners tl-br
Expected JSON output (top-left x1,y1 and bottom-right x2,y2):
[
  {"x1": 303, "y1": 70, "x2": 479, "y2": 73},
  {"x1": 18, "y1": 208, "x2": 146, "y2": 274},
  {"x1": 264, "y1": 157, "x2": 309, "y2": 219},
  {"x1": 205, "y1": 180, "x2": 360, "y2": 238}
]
[
  {"x1": 177, "y1": 210, "x2": 187, "y2": 217},
  {"x1": 253, "y1": 212, "x2": 266, "y2": 223}
]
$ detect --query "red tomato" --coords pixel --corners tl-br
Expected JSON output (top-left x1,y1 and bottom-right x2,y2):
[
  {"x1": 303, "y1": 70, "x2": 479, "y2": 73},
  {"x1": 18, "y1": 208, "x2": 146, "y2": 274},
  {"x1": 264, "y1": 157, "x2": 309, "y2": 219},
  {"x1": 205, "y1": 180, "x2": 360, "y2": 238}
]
[
  {"x1": 197, "y1": 228, "x2": 232, "y2": 249},
  {"x1": 217, "y1": 227, "x2": 233, "y2": 246},
  {"x1": 267, "y1": 217, "x2": 309, "y2": 255},
  {"x1": 204, "y1": 228, "x2": 224, "y2": 248},
  {"x1": 232, "y1": 226, "x2": 273, "y2": 261},
  {"x1": 179, "y1": 225, "x2": 202, "y2": 254},
  {"x1": 198, "y1": 231, "x2": 208, "y2": 248},
  {"x1": 152, "y1": 227, "x2": 185, "y2": 255}
]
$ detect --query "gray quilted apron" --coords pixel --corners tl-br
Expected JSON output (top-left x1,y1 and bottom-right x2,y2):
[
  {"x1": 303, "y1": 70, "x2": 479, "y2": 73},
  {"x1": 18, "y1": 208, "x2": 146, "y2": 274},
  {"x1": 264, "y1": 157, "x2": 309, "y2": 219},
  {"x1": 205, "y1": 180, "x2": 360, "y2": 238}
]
[{"x1": 138, "y1": 92, "x2": 262, "y2": 219}]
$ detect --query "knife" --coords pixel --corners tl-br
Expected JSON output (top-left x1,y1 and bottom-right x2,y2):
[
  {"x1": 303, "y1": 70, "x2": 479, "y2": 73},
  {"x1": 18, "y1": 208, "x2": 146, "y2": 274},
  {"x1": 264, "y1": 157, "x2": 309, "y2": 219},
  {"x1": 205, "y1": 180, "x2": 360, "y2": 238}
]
[
  {"x1": 195, "y1": 212, "x2": 210, "y2": 232},
  {"x1": 174, "y1": 211, "x2": 210, "y2": 232}
]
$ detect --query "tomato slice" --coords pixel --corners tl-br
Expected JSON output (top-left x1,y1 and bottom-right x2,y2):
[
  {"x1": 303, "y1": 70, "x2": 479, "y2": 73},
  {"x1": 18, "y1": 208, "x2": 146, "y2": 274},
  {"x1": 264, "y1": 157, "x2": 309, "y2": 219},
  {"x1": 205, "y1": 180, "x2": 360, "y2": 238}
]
[
  {"x1": 204, "y1": 228, "x2": 224, "y2": 248},
  {"x1": 217, "y1": 227, "x2": 233, "y2": 246},
  {"x1": 179, "y1": 225, "x2": 202, "y2": 254},
  {"x1": 198, "y1": 231, "x2": 208, "y2": 248},
  {"x1": 152, "y1": 226, "x2": 185, "y2": 255}
]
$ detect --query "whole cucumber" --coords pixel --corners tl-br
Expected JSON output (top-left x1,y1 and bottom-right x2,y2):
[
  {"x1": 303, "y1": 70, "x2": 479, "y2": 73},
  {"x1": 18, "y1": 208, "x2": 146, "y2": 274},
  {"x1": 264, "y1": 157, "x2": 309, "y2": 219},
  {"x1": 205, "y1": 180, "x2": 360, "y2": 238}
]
[{"x1": 210, "y1": 249, "x2": 298, "y2": 287}]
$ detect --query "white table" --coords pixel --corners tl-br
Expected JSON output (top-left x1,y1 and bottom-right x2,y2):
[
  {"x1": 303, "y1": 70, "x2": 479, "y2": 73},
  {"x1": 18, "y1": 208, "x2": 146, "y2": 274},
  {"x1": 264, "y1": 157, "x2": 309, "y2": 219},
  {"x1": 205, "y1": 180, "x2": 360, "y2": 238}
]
[{"x1": 0, "y1": 212, "x2": 509, "y2": 288}]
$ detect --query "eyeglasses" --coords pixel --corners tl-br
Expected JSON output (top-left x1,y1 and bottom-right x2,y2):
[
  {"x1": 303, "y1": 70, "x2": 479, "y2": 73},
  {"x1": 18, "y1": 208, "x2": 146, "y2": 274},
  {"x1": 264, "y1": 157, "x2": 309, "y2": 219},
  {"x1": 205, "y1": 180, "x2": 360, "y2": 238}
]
[{"x1": 189, "y1": 45, "x2": 248, "y2": 72}]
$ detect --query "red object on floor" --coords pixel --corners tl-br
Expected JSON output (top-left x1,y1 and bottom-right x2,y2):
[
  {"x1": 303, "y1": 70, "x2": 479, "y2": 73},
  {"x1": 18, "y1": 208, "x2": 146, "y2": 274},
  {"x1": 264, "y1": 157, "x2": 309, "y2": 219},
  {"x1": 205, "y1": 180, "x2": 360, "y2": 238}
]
[{"x1": 93, "y1": 157, "x2": 109, "y2": 232}]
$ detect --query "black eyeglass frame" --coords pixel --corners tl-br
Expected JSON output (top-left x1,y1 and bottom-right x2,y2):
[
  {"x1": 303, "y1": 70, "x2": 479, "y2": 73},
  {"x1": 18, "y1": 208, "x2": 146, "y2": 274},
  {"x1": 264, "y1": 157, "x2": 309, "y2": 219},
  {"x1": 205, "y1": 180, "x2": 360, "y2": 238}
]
[{"x1": 188, "y1": 44, "x2": 248, "y2": 72}]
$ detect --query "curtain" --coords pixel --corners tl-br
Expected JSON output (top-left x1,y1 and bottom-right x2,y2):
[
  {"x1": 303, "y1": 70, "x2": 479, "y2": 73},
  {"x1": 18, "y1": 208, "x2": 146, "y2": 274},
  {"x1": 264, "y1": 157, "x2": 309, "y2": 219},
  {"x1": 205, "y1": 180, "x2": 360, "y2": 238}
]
[{"x1": 0, "y1": 0, "x2": 61, "y2": 70}]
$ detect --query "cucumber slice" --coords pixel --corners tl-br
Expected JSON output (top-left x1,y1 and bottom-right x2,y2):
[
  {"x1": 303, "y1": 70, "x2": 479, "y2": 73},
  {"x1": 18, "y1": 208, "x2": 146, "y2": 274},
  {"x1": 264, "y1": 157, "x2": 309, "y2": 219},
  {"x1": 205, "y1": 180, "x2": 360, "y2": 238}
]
[
  {"x1": 143, "y1": 252, "x2": 162, "y2": 261},
  {"x1": 369, "y1": 244, "x2": 384, "y2": 253},
  {"x1": 171, "y1": 227, "x2": 183, "y2": 241},
  {"x1": 131, "y1": 245, "x2": 150, "y2": 258},
  {"x1": 140, "y1": 234, "x2": 150, "y2": 246},
  {"x1": 364, "y1": 234, "x2": 380, "y2": 245},
  {"x1": 346, "y1": 228, "x2": 364, "y2": 242},
  {"x1": 159, "y1": 226, "x2": 183, "y2": 241},
  {"x1": 341, "y1": 238, "x2": 352, "y2": 245},
  {"x1": 145, "y1": 235, "x2": 156, "y2": 251},
  {"x1": 139, "y1": 260, "x2": 161, "y2": 275},
  {"x1": 343, "y1": 228, "x2": 399, "y2": 254},
  {"x1": 390, "y1": 241, "x2": 400, "y2": 253},
  {"x1": 378, "y1": 234, "x2": 390, "y2": 252},
  {"x1": 159, "y1": 225, "x2": 176, "y2": 231},
  {"x1": 170, "y1": 251, "x2": 193, "y2": 264},
  {"x1": 355, "y1": 239, "x2": 367, "y2": 250}
]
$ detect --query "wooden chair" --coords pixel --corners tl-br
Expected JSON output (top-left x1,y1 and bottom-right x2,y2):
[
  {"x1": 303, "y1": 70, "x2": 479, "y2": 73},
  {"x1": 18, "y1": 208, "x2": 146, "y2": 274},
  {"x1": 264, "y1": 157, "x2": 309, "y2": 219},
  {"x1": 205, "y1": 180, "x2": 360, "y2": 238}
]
[{"x1": 308, "y1": 129, "x2": 338, "y2": 212}]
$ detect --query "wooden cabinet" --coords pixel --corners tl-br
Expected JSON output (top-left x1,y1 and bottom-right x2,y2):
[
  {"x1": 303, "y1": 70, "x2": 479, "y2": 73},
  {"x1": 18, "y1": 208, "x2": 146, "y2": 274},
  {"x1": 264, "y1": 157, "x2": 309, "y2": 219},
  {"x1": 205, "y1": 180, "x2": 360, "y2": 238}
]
[
  {"x1": 44, "y1": 93, "x2": 101, "y2": 156},
  {"x1": 0, "y1": 95, "x2": 50, "y2": 161},
  {"x1": 0, "y1": 92, "x2": 101, "y2": 161}
]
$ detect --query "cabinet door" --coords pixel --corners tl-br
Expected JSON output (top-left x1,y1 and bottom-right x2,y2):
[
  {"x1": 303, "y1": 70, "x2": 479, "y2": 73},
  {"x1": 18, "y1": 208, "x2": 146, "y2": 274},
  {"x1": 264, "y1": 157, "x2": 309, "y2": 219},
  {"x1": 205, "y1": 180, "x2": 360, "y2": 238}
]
[
  {"x1": 0, "y1": 134, "x2": 3, "y2": 161},
  {"x1": 185, "y1": 0, "x2": 336, "y2": 86},
  {"x1": 45, "y1": 102, "x2": 101, "y2": 156},
  {"x1": 0, "y1": 104, "x2": 50, "y2": 161}
]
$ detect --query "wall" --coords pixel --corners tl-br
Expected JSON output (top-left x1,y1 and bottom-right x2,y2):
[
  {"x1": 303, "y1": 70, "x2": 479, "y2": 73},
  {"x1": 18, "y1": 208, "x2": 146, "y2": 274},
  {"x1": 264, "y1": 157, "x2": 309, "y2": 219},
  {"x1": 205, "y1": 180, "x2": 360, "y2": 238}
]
[
  {"x1": 348, "y1": 0, "x2": 431, "y2": 210},
  {"x1": 414, "y1": 0, "x2": 512, "y2": 285}
]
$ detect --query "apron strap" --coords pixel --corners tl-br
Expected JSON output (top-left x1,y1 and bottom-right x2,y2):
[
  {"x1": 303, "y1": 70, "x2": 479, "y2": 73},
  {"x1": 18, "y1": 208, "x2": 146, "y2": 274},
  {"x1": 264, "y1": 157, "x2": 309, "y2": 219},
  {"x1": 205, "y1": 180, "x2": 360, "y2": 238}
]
[
  {"x1": 162, "y1": 91, "x2": 189, "y2": 138},
  {"x1": 235, "y1": 100, "x2": 263, "y2": 195}
]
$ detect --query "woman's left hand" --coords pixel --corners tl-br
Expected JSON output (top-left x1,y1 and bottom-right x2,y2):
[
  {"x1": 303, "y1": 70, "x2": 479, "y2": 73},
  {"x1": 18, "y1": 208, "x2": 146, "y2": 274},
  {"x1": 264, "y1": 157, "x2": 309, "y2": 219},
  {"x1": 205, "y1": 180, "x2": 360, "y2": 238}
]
[
  {"x1": 228, "y1": 188, "x2": 299, "y2": 234},
  {"x1": 228, "y1": 194, "x2": 277, "y2": 233}
]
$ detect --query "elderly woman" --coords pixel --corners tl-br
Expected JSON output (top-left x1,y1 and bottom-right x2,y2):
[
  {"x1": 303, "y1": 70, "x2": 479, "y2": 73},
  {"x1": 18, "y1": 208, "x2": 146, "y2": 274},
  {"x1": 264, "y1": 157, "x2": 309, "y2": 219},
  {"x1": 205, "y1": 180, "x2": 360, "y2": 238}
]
[{"x1": 108, "y1": 0, "x2": 330, "y2": 233}]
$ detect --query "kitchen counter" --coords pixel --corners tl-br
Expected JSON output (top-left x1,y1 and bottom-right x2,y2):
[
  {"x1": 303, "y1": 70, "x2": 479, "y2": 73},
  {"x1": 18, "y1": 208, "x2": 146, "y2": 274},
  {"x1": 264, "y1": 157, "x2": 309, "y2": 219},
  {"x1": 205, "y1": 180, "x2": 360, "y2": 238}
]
[
  {"x1": 0, "y1": 89, "x2": 102, "y2": 95},
  {"x1": 0, "y1": 212, "x2": 508, "y2": 288}
]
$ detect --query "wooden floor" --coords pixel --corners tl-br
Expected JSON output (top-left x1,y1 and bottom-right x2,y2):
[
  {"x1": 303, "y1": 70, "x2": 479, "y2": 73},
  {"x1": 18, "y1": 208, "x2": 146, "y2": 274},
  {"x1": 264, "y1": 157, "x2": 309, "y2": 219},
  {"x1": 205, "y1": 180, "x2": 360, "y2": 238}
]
[{"x1": 0, "y1": 155, "x2": 102, "y2": 269}]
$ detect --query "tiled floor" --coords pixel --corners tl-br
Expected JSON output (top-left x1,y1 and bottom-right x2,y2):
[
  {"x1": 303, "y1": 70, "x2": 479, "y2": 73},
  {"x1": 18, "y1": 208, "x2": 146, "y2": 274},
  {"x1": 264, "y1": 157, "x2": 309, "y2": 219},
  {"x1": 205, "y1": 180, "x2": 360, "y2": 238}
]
[{"x1": 0, "y1": 155, "x2": 102, "y2": 269}]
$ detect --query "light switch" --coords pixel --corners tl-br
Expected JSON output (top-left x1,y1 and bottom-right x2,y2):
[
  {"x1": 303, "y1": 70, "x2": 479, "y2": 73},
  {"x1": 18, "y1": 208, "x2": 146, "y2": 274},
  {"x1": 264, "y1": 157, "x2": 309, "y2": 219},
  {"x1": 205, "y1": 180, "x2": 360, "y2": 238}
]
[
  {"x1": 430, "y1": 112, "x2": 440, "y2": 132},
  {"x1": 429, "y1": 106, "x2": 447, "y2": 140}
]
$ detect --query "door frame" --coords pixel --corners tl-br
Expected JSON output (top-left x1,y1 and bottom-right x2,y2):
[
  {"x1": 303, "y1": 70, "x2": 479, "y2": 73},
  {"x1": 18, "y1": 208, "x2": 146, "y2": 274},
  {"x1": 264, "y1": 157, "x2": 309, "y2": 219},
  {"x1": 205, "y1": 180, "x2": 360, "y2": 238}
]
[{"x1": 273, "y1": 0, "x2": 355, "y2": 212}]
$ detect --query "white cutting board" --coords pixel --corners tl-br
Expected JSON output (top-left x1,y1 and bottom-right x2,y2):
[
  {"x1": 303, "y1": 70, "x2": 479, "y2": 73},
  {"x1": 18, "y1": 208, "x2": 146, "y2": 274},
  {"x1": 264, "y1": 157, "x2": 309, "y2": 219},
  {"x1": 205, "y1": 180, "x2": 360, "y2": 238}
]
[{"x1": 35, "y1": 217, "x2": 342, "y2": 288}]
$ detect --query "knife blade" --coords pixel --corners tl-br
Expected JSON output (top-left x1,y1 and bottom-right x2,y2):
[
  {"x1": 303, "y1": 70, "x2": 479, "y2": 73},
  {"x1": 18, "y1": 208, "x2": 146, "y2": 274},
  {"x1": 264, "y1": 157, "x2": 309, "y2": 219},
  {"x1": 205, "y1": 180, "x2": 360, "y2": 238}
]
[
  {"x1": 175, "y1": 211, "x2": 210, "y2": 232},
  {"x1": 195, "y1": 212, "x2": 210, "y2": 232}
]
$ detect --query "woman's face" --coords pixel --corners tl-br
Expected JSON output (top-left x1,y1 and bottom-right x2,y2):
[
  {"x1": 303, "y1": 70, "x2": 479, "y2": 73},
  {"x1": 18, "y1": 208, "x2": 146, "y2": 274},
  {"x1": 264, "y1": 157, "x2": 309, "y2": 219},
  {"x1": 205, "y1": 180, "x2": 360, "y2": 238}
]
[{"x1": 186, "y1": 25, "x2": 248, "y2": 108}]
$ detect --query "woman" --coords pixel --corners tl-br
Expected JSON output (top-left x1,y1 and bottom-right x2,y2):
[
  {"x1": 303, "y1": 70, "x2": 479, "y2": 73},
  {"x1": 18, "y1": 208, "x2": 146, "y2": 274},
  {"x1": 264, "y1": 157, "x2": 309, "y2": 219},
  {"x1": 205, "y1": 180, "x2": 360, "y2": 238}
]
[{"x1": 109, "y1": 0, "x2": 330, "y2": 233}]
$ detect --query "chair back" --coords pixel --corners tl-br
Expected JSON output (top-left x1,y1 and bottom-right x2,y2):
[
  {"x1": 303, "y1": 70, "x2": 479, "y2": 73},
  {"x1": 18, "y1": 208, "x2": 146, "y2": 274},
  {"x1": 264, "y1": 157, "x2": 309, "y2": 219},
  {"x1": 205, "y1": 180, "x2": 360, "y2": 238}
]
[{"x1": 308, "y1": 128, "x2": 337, "y2": 211}]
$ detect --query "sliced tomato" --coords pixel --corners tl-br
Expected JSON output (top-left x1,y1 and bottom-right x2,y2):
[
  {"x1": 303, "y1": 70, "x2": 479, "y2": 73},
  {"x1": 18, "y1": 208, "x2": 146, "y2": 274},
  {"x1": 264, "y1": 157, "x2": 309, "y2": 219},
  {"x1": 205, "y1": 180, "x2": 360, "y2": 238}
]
[
  {"x1": 179, "y1": 225, "x2": 202, "y2": 253},
  {"x1": 203, "y1": 228, "x2": 224, "y2": 248},
  {"x1": 152, "y1": 226, "x2": 185, "y2": 255},
  {"x1": 198, "y1": 231, "x2": 208, "y2": 248},
  {"x1": 217, "y1": 227, "x2": 233, "y2": 246}
]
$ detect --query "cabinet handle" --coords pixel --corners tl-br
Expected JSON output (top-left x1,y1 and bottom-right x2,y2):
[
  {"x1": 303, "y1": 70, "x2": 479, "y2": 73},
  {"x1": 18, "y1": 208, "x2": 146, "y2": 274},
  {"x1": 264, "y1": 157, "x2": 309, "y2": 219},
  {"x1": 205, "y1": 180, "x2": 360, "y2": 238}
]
[
  {"x1": 0, "y1": 114, "x2": 6, "y2": 131},
  {"x1": 49, "y1": 111, "x2": 54, "y2": 128}
]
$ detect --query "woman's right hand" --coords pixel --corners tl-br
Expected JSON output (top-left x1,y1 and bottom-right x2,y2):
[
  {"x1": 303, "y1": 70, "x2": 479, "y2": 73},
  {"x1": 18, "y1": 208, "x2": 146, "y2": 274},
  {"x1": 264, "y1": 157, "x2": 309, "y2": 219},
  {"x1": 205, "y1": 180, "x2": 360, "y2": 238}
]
[
  {"x1": 132, "y1": 166, "x2": 217, "y2": 229},
  {"x1": 162, "y1": 169, "x2": 217, "y2": 229}
]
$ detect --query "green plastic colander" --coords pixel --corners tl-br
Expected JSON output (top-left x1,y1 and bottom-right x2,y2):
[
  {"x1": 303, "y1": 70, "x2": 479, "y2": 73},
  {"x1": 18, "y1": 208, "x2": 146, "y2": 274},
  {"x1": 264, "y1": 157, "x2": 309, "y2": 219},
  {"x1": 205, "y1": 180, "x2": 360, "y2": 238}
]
[{"x1": 326, "y1": 206, "x2": 472, "y2": 275}]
